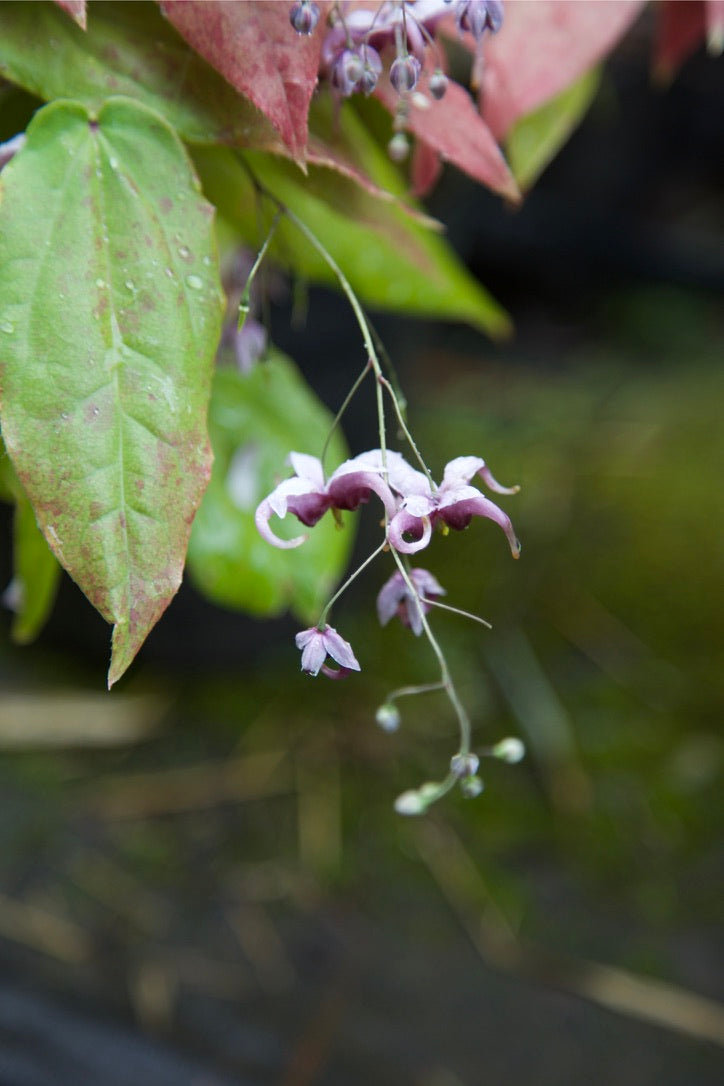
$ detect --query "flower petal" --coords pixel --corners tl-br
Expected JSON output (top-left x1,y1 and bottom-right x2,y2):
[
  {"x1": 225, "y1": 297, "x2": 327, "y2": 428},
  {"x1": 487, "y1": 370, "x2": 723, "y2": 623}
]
[
  {"x1": 410, "y1": 568, "x2": 445, "y2": 599},
  {"x1": 321, "y1": 626, "x2": 361, "y2": 671},
  {"x1": 327, "y1": 468, "x2": 397, "y2": 518},
  {"x1": 347, "y1": 450, "x2": 430, "y2": 497},
  {"x1": 439, "y1": 494, "x2": 521, "y2": 557},
  {"x1": 387, "y1": 509, "x2": 433, "y2": 554},
  {"x1": 296, "y1": 628, "x2": 328, "y2": 676},
  {"x1": 266, "y1": 475, "x2": 318, "y2": 518},
  {"x1": 320, "y1": 664, "x2": 355, "y2": 680},
  {"x1": 254, "y1": 496, "x2": 308, "y2": 550},
  {"x1": 285, "y1": 491, "x2": 333, "y2": 527},
  {"x1": 376, "y1": 571, "x2": 406, "y2": 626},
  {"x1": 442, "y1": 456, "x2": 520, "y2": 496},
  {"x1": 442, "y1": 455, "x2": 486, "y2": 488},
  {"x1": 294, "y1": 628, "x2": 317, "y2": 649},
  {"x1": 288, "y1": 452, "x2": 325, "y2": 489}
]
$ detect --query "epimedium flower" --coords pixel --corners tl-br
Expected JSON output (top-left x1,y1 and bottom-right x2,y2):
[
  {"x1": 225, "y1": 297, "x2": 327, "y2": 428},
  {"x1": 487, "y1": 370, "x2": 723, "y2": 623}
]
[
  {"x1": 454, "y1": 0, "x2": 504, "y2": 40},
  {"x1": 386, "y1": 455, "x2": 521, "y2": 557},
  {"x1": 289, "y1": 0, "x2": 320, "y2": 35},
  {"x1": 255, "y1": 451, "x2": 397, "y2": 550},
  {"x1": 377, "y1": 568, "x2": 445, "y2": 636},
  {"x1": 295, "y1": 625, "x2": 361, "y2": 678}
]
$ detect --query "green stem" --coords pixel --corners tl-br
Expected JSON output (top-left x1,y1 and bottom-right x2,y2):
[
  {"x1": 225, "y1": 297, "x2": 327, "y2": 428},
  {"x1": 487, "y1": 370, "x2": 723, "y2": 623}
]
[
  {"x1": 320, "y1": 358, "x2": 372, "y2": 470},
  {"x1": 378, "y1": 373, "x2": 434, "y2": 488},
  {"x1": 279, "y1": 202, "x2": 389, "y2": 471},
  {"x1": 317, "y1": 540, "x2": 387, "y2": 628},
  {"x1": 420, "y1": 597, "x2": 492, "y2": 629},
  {"x1": 388, "y1": 680, "x2": 445, "y2": 702},
  {"x1": 390, "y1": 548, "x2": 472, "y2": 756},
  {"x1": 238, "y1": 211, "x2": 281, "y2": 329}
]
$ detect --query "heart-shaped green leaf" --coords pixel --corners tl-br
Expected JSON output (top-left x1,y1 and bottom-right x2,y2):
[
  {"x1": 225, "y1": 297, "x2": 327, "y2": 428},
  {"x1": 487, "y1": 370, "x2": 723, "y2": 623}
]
[
  {"x1": 187, "y1": 351, "x2": 353, "y2": 622},
  {"x1": 0, "y1": 97, "x2": 223, "y2": 685}
]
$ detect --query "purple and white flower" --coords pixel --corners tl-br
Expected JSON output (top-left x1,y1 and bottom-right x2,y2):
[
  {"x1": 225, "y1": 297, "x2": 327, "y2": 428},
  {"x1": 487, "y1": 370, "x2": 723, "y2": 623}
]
[
  {"x1": 454, "y1": 0, "x2": 504, "y2": 40},
  {"x1": 295, "y1": 625, "x2": 361, "y2": 678},
  {"x1": 255, "y1": 451, "x2": 397, "y2": 550},
  {"x1": 385, "y1": 455, "x2": 521, "y2": 557},
  {"x1": 376, "y1": 568, "x2": 445, "y2": 636}
]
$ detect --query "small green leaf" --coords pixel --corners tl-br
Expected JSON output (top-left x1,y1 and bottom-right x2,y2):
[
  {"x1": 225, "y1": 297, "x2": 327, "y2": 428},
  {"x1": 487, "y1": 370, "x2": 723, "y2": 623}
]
[
  {"x1": 0, "y1": 97, "x2": 223, "y2": 685},
  {"x1": 0, "y1": 1, "x2": 283, "y2": 151},
  {"x1": 10, "y1": 490, "x2": 62, "y2": 645},
  {"x1": 187, "y1": 351, "x2": 353, "y2": 622},
  {"x1": 0, "y1": 434, "x2": 61, "y2": 642},
  {"x1": 194, "y1": 126, "x2": 510, "y2": 336},
  {"x1": 0, "y1": 435, "x2": 15, "y2": 502},
  {"x1": 506, "y1": 66, "x2": 602, "y2": 192}
]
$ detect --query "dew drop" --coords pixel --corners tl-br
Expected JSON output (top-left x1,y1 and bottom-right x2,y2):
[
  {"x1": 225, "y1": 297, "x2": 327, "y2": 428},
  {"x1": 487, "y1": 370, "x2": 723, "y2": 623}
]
[
  {"x1": 95, "y1": 278, "x2": 106, "y2": 289},
  {"x1": 202, "y1": 256, "x2": 211, "y2": 267},
  {"x1": 60, "y1": 411, "x2": 69, "y2": 421},
  {"x1": 109, "y1": 156, "x2": 118, "y2": 169},
  {"x1": 177, "y1": 245, "x2": 191, "y2": 260},
  {"x1": 125, "y1": 280, "x2": 136, "y2": 292},
  {"x1": 0, "y1": 320, "x2": 14, "y2": 334},
  {"x1": 185, "y1": 274, "x2": 203, "y2": 290},
  {"x1": 165, "y1": 267, "x2": 174, "y2": 279}
]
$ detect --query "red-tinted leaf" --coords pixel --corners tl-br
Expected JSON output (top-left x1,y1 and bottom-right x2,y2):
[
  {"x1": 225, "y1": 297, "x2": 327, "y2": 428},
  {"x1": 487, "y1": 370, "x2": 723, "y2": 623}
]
[
  {"x1": 653, "y1": 1, "x2": 706, "y2": 82},
  {"x1": 306, "y1": 135, "x2": 401, "y2": 202},
  {"x1": 54, "y1": 0, "x2": 85, "y2": 29},
  {"x1": 410, "y1": 139, "x2": 442, "y2": 199},
  {"x1": 159, "y1": 0, "x2": 328, "y2": 160},
  {"x1": 375, "y1": 78, "x2": 519, "y2": 202},
  {"x1": 478, "y1": 0, "x2": 646, "y2": 139}
]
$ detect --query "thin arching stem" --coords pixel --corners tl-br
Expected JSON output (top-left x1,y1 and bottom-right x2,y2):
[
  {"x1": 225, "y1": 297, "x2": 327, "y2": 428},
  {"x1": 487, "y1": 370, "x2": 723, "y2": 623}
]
[
  {"x1": 317, "y1": 539, "x2": 387, "y2": 628},
  {"x1": 389, "y1": 547, "x2": 472, "y2": 756},
  {"x1": 278, "y1": 202, "x2": 389, "y2": 473},
  {"x1": 378, "y1": 373, "x2": 434, "y2": 488},
  {"x1": 320, "y1": 358, "x2": 372, "y2": 470},
  {"x1": 240, "y1": 211, "x2": 281, "y2": 329},
  {"x1": 420, "y1": 597, "x2": 492, "y2": 629},
  {"x1": 387, "y1": 680, "x2": 445, "y2": 702}
]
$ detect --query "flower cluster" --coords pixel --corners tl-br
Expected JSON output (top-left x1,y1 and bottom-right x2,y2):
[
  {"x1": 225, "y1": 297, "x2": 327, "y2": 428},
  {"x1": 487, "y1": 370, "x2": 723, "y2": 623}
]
[
  {"x1": 247, "y1": 174, "x2": 523, "y2": 814},
  {"x1": 289, "y1": 1, "x2": 504, "y2": 134},
  {"x1": 255, "y1": 448, "x2": 520, "y2": 557},
  {"x1": 255, "y1": 441, "x2": 522, "y2": 812}
]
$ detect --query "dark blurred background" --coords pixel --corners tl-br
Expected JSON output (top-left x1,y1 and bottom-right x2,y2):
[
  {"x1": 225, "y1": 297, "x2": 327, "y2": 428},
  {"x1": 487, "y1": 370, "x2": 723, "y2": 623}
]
[{"x1": 0, "y1": 14, "x2": 723, "y2": 1086}]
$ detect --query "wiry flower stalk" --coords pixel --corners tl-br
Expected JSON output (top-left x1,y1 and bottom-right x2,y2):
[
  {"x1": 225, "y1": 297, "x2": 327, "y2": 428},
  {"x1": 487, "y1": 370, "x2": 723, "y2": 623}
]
[{"x1": 243, "y1": 167, "x2": 523, "y2": 813}]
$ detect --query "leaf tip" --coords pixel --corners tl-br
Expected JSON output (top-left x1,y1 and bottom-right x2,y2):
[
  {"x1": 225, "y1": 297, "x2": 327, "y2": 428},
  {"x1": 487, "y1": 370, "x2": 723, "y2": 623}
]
[
  {"x1": 108, "y1": 621, "x2": 134, "y2": 689},
  {"x1": 54, "y1": 0, "x2": 86, "y2": 30}
]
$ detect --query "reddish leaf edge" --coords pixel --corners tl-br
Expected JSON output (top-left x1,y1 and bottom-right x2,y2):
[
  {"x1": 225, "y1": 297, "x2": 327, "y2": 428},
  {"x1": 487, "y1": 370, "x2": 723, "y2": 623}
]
[{"x1": 54, "y1": 0, "x2": 86, "y2": 31}]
